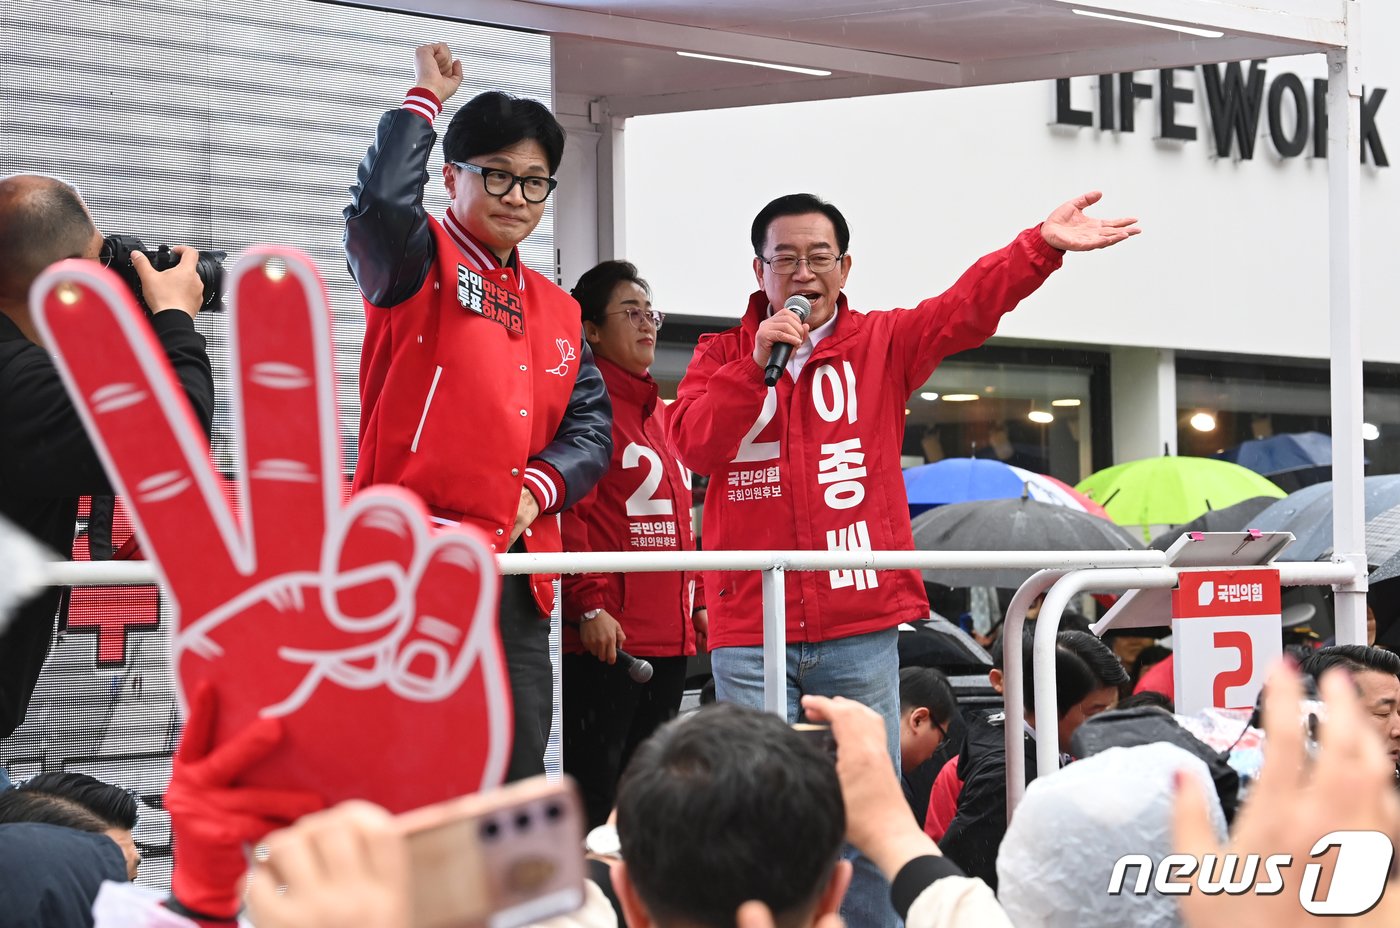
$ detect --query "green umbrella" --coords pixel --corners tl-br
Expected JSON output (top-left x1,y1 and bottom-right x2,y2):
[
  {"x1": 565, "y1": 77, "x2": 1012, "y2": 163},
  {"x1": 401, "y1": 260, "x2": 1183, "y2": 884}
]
[{"x1": 1076, "y1": 455, "x2": 1285, "y2": 535}]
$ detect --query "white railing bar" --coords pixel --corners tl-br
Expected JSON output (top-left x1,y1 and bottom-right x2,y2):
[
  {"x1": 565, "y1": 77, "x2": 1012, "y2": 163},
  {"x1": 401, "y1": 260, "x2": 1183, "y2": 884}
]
[{"x1": 39, "y1": 549, "x2": 1168, "y2": 587}]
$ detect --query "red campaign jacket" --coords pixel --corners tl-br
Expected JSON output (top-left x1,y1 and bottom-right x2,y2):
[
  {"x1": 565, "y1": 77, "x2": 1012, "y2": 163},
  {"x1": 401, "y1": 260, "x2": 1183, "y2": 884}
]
[
  {"x1": 562, "y1": 358, "x2": 700, "y2": 658},
  {"x1": 668, "y1": 227, "x2": 1063, "y2": 649},
  {"x1": 354, "y1": 217, "x2": 587, "y2": 612},
  {"x1": 345, "y1": 94, "x2": 612, "y2": 617}
]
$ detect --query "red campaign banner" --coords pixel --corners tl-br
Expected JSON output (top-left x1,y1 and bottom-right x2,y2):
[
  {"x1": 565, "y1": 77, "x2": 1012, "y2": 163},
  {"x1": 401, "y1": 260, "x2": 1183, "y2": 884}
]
[
  {"x1": 1172, "y1": 568, "x2": 1282, "y2": 619},
  {"x1": 32, "y1": 248, "x2": 512, "y2": 813}
]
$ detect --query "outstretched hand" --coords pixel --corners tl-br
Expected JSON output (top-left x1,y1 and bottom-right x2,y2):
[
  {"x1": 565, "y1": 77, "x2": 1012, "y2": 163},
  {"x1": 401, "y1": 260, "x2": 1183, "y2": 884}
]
[{"x1": 1040, "y1": 191, "x2": 1139, "y2": 252}]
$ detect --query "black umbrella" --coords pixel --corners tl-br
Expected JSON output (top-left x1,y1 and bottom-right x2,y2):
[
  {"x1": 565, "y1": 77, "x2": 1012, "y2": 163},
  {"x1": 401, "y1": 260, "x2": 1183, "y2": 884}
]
[
  {"x1": 911, "y1": 496, "x2": 1143, "y2": 589},
  {"x1": 1148, "y1": 495, "x2": 1278, "y2": 551},
  {"x1": 1253, "y1": 475, "x2": 1400, "y2": 561}
]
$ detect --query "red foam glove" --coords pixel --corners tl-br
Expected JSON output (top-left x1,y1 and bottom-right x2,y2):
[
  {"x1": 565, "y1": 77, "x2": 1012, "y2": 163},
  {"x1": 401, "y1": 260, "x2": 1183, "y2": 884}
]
[{"x1": 165, "y1": 683, "x2": 325, "y2": 921}]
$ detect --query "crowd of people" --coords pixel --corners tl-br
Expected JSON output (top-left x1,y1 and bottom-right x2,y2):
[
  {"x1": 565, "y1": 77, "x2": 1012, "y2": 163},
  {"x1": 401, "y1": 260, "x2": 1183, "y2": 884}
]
[{"x1": 1, "y1": 37, "x2": 1397, "y2": 928}]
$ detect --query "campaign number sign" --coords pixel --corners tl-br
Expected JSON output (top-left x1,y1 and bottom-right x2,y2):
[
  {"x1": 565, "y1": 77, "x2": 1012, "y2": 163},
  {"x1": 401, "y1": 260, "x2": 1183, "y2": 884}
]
[{"x1": 1171, "y1": 568, "x2": 1282, "y2": 716}]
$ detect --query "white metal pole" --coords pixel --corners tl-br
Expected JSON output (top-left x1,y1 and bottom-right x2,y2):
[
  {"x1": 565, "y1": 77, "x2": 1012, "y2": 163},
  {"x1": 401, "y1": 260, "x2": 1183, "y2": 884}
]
[
  {"x1": 1000, "y1": 570, "x2": 1065, "y2": 817},
  {"x1": 761, "y1": 566, "x2": 788, "y2": 718},
  {"x1": 1328, "y1": 25, "x2": 1368, "y2": 644}
]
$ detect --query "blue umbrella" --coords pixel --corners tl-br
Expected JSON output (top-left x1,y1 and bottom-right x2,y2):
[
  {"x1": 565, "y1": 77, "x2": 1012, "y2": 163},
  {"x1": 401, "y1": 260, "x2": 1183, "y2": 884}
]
[
  {"x1": 1219, "y1": 431, "x2": 1333, "y2": 475},
  {"x1": 903, "y1": 459, "x2": 1026, "y2": 514}
]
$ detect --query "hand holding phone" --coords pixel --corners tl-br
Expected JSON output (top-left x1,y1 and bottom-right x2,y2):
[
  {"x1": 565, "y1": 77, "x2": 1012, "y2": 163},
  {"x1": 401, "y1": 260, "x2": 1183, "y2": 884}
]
[
  {"x1": 398, "y1": 776, "x2": 587, "y2": 928},
  {"x1": 248, "y1": 778, "x2": 586, "y2": 928}
]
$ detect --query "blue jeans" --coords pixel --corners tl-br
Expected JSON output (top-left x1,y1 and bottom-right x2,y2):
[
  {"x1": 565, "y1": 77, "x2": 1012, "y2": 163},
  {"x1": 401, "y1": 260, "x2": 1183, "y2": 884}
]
[{"x1": 711, "y1": 627, "x2": 903, "y2": 928}]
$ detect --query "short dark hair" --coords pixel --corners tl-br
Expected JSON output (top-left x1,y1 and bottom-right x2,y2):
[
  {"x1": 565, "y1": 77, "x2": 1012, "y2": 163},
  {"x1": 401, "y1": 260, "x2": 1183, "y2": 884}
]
[
  {"x1": 1116, "y1": 691, "x2": 1175, "y2": 713},
  {"x1": 19, "y1": 772, "x2": 137, "y2": 830},
  {"x1": 1301, "y1": 644, "x2": 1400, "y2": 682},
  {"x1": 899, "y1": 666, "x2": 957, "y2": 727},
  {"x1": 996, "y1": 630, "x2": 1130, "y2": 717},
  {"x1": 616, "y1": 703, "x2": 845, "y2": 928},
  {"x1": 442, "y1": 91, "x2": 565, "y2": 175},
  {"x1": 750, "y1": 193, "x2": 850, "y2": 257},
  {"x1": 0, "y1": 174, "x2": 97, "y2": 304},
  {"x1": 0, "y1": 788, "x2": 108, "y2": 833},
  {"x1": 571, "y1": 260, "x2": 650, "y2": 326}
]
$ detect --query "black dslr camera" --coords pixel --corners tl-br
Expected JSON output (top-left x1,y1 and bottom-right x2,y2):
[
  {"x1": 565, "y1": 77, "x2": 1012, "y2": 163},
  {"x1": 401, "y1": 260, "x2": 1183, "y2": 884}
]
[{"x1": 99, "y1": 234, "x2": 227, "y2": 315}]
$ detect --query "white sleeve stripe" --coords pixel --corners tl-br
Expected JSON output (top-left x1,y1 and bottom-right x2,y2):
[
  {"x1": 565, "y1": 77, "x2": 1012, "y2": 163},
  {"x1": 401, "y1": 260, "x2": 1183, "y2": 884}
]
[
  {"x1": 402, "y1": 100, "x2": 437, "y2": 121},
  {"x1": 523, "y1": 470, "x2": 557, "y2": 510},
  {"x1": 403, "y1": 91, "x2": 440, "y2": 113}
]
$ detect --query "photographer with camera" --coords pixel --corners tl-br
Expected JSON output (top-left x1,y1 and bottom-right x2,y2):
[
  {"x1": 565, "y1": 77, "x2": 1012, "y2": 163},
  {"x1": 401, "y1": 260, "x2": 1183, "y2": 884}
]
[{"x1": 0, "y1": 173, "x2": 215, "y2": 740}]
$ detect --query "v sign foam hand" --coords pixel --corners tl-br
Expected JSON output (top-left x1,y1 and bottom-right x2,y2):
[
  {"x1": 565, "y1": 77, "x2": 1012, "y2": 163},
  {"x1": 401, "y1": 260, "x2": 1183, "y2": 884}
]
[{"x1": 32, "y1": 248, "x2": 512, "y2": 812}]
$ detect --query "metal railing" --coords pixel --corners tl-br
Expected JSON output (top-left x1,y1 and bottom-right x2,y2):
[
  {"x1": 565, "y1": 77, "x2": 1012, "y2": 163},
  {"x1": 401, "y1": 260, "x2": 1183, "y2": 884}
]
[{"x1": 43, "y1": 548, "x2": 1170, "y2": 719}]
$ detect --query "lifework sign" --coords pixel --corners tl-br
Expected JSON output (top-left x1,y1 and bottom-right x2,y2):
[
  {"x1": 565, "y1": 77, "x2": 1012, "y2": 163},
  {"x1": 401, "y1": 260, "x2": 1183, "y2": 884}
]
[
  {"x1": 1171, "y1": 568, "x2": 1282, "y2": 716},
  {"x1": 33, "y1": 248, "x2": 512, "y2": 812}
]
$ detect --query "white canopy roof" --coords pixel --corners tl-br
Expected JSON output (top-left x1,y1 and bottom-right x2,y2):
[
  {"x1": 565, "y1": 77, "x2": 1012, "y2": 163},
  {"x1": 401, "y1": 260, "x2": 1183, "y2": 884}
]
[{"x1": 361, "y1": 0, "x2": 1348, "y2": 115}]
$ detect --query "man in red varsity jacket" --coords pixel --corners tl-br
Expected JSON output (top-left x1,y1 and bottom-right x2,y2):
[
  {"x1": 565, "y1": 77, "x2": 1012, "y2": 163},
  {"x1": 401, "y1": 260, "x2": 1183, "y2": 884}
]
[
  {"x1": 668, "y1": 191, "x2": 1138, "y2": 927},
  {"x1": 559, "y1": 260, "x2": 707, "y2": 828},
  {"x1": 344, "y1": 43, "x2": 612, "y2": 781}
]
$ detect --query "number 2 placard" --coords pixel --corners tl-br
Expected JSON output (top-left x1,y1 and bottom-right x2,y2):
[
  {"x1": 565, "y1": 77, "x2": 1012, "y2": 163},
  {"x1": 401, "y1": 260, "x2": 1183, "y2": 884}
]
[{"x1": 1171, "y1": 568, "x2": 1282, "y2": 716}]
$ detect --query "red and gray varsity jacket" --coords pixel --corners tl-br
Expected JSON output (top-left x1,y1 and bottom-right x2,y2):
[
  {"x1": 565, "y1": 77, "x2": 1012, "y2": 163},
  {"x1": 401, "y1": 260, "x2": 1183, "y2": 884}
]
[
  {"x1": 344, "y1": 88, "x2": 612, "y2": 615},
  {"x1": 668, "y1": 228, "x2": 1063, "y2": 649}
]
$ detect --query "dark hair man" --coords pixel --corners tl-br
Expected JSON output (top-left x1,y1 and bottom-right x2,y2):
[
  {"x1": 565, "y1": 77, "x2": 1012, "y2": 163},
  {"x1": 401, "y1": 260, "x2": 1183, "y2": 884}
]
[
  {"x1": 667, "y1": 190, "x2": 1137, "y2": 922},
  {"x1": 897, "y1": 666, "x2": 955, "y2": 783},
  {"x1": 560, "y1": 260, "x2": 708, "y2": 828},
  {"x1": 16, "y1": 771, "x2": 140, "y2": 880},
  {"x1": 933, "y1": 631, "x2": 1128, "y2": 888},
  {"x1": 344, "y1": 44, "x2": 612, "y2": 780},
  {"x1": 0, "y1": 772, "x2": 141, "y2": 880},
  {"x1": 1300, "y1": 644, "x2": 1400, "y2": 773},
  {"x1": 0, "y1": 173, "x2": 215, "y2": 740},
  {"x1": 613, "y1": 703, "x2": 850, "y2": 928}
]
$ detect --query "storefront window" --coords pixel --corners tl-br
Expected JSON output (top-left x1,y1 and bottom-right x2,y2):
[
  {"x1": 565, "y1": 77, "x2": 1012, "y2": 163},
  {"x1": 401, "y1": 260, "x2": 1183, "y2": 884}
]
[
  {"x1": 909, "y1": 358, "x2": 1097, "y2": 484},
  {"x1": 1176, "y1": 358, "x2": 1400, "y2": 477}
]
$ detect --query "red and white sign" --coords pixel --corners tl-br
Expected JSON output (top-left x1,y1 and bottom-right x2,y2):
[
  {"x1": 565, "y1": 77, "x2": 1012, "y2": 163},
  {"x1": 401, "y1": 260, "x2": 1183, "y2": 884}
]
[
  {"x1": 1171, "y1": 568, "x2": 1282, "y2": 716},
  {"x1": 32, "y1": 248, "x2": 512, "y2": 812}
]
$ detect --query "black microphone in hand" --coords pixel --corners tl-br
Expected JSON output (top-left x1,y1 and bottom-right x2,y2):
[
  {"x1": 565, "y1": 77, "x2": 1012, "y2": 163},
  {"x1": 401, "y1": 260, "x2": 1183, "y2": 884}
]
[
  {"x1": 763, "y1": 294, "x2": 813, "y2": 387},
  {"x1": 615, "y1": 649, "x2": 654, "y2": 684}
]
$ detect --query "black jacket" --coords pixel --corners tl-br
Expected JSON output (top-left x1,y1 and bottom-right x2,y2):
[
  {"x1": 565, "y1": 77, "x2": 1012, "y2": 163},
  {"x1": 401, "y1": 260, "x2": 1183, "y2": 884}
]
[
  {"x1": 0, "y1": 823, "x2": 128, "y2": 928},
  {"x1": 0, "y1": 308, "x2": 213, "y2": 737},
  {"x1": 939, "y1": 708, "x2": 1038, "y2": 891},
  {"x1": 343, "y1": 106, "x2": 611, "y2": 507}
]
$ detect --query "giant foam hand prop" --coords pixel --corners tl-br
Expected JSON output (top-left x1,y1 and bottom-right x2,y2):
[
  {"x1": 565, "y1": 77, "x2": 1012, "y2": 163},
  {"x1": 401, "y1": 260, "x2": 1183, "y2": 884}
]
[{"x1": 32, "y1": 249, "x2": 512, "y2": 811}]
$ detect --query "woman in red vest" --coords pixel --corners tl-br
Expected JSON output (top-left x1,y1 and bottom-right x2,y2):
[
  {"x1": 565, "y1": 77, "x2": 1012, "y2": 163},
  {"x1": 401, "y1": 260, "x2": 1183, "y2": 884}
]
[{"x1": 561, "y1": 261, "x2": 707, "y2": 827}]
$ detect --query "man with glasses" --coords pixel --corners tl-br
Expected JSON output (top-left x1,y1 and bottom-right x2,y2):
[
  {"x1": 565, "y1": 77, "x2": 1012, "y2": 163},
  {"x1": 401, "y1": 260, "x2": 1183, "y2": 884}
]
[
  {"x1": 668, "y1": 190, "x2": 1137, "y2": 925},
  {"x1": 344, "y1": 43, "x2": 612, "y2": 781}
]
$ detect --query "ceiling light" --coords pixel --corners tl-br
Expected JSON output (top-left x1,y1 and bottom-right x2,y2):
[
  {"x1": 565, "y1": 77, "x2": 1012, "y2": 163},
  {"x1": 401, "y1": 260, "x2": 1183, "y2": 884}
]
[
  {"x1": 942, "y1": 393, "x2": 980, "y2": 402},
  {"x1": 919, "y1": 391, "x2": 940, "y2": 401},
  {"x1": 675, "y1": 51, "x2": 832, "y2": 76},
  {"x1": 1189, "y1": 412, "x2": 1217, "y2": 432},
  {"x1": 1028, "y1": 410, "x2": 1055, "y2": 424},
  {"x1": 1363, "y1": 422, "x2": 1381, "y2": 441},
  {"x1": 1051, "y1": 398, "x2": 1082, "y2": 407},
  {"x1": 1069, "y1": 8, "x2": 1224, "y2": 39}
]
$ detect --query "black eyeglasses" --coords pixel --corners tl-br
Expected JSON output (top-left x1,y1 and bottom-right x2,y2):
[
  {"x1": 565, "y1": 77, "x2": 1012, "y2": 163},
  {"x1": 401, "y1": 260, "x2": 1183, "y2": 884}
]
[
  {"x1": 454, "y1": 162, "x2": 558, "y2": 204},
  {"x1": 932, "y1": 716, "x2": 948, "y2": 742},
  {"x1": 608, "y1": 307, "x2": 664, "y2": 331},
  {"x1": 758, "y1": 253, "x2": 843, "y2": 276}
]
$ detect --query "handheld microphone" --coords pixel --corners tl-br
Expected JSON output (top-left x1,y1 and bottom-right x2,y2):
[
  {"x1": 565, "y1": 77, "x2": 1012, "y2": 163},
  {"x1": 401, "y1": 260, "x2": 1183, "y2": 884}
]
[
  {"x1": 763, "y1": 294, "x2": 813, "y2": 387},
  {"x1": 615, "y1": 649, "x2": 654, "y2": 684}
]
